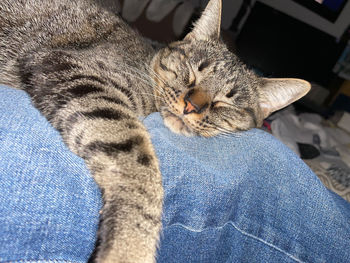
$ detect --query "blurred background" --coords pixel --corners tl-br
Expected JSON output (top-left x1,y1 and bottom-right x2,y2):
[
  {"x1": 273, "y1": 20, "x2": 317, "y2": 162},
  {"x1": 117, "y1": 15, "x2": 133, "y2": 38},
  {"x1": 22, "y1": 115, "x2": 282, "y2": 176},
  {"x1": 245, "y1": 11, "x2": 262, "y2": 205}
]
[{"x1": 97, "y1": 0, "x2": 350, "y2": 114}]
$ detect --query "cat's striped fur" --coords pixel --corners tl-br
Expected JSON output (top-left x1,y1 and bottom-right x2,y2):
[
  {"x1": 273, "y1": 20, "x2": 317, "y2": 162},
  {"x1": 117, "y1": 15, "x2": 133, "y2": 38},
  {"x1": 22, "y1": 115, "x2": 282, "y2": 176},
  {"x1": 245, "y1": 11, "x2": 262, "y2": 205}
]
[{"x1": 0, "y1": 0, "x2": 310, "y2": 262}]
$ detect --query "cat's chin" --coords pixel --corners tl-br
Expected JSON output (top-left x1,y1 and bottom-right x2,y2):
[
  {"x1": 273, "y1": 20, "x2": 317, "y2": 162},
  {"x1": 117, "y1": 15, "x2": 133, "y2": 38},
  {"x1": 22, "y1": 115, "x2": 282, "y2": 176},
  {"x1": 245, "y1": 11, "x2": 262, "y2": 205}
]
[{"x1": 160, "y1": 109, "x2": 195, "y2": 137}]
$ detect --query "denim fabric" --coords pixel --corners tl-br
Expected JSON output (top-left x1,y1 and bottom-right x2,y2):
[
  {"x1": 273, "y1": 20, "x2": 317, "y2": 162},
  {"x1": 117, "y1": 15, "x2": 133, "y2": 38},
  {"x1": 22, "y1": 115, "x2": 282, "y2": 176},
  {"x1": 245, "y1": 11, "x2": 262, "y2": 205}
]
[
  {"x1": 0, "y1": 85, "x2": 350, "y2": 263},
  {"x1": 145, "y1": 114, "x2": 350, "y2": 263},
  {"x1": 0, "y1": 86, "x2": 102, "y2": 262}
]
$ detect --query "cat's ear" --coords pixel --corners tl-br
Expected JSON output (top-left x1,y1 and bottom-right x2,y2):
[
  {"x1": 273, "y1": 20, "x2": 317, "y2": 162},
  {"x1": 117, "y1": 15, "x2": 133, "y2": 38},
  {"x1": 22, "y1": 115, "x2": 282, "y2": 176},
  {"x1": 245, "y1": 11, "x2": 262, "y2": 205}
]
[
  {"x1": 185, "y1": 0, "x2": 222, "y2": 41},
  {"x1": 259, "y1": 78, "x2": 311, "y2": 118}
]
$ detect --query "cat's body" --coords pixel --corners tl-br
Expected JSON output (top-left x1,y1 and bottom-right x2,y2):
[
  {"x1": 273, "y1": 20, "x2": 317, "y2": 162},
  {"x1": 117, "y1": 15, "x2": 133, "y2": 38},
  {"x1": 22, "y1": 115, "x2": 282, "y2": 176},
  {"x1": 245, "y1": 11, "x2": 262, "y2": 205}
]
[
  {"x1": 1, "y1": 1, "x2": 162, "y2": 262},
  {"x1": 1, "y1": 0, "x2": 157, "y2": 114},
  {"x1": 0, "y1": 0, "x2": 311, "y2": 262}
]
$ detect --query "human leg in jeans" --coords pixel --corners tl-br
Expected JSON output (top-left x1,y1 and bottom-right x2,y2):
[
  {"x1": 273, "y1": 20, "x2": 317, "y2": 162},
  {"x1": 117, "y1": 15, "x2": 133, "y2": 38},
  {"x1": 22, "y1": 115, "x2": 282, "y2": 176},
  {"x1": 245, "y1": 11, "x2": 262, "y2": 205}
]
[{"x1": 0, "y1": 85, "x2": 349, "y2": 262}]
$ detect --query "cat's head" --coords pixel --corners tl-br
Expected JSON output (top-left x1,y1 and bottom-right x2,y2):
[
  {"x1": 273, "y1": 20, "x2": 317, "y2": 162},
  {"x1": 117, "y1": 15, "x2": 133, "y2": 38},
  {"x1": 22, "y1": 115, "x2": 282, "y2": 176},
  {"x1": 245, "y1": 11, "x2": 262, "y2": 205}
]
[{"x1": 151, "y1": 0, "x2": 310, "y2": 137}]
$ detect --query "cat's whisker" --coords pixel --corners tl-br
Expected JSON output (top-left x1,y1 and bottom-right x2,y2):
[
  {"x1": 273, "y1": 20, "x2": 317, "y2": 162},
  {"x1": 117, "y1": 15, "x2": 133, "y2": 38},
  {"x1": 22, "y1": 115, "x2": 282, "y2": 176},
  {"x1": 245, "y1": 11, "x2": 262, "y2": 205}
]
[
  {"x1": 144, "y1": 66, "x2": 171, "y2": 97},
  {"x1": 116, "y1": 68, "x2": 168, "y2": 99},
  {"x1": 119, "y1": 69, "x2": 156, "y2": 88},
  {"x1": 142, "y1": 62, "x2": 188, "y2": 102},
  {"x1": 146, "y1": 67, "x2": 166, "y2": 86},
  {"x1": 123, "y1": 63, "x2": 168, "y2": 97},
  {"x1": 133, "y1": 92, "x2": 167, "y2": 103},
  {"x1": 202, "y1": 120, "x2": 243, "y2": 138},
  {"x1": 143, "y1": 62, "x2": 167, "y2": 86},
  {"x1": 218, "y1": 128, "x2": 242, "y2": 138},
  {"x1": 193, "y1": 121, "x2": 223, "y2": 137},
  {"x1": 118, "y1": 63, "x2": 153, "y2": 80},
  {"x1": 115, "y1": 64, "x2": 159, "y2": 87}
]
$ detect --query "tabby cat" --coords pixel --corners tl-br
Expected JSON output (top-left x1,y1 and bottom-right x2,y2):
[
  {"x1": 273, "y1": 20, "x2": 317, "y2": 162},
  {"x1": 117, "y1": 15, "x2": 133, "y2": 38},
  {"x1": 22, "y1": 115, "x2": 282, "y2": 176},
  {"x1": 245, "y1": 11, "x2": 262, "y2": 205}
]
[{"x1": 0, "y1": 0, "x2": 310, "y2": 262}]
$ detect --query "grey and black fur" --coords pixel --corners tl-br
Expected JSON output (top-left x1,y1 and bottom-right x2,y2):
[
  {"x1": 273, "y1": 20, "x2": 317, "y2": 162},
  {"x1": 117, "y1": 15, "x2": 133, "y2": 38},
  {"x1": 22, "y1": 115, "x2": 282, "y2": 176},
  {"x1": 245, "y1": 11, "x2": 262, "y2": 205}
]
[{"x1": 0, "y1": 0, "x2": 311, "y2": 262}]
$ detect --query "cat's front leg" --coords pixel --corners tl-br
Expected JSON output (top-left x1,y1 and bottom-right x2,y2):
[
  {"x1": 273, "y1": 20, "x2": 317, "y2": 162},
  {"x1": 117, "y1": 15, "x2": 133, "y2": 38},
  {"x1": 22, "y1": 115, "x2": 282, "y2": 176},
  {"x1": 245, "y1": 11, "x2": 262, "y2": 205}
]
[
  {"x1": 61, "y1": 105, "x2": 163, "y2": 263},
  {"x1": 82, "y1": 126, "x2": 163, "y2": 263},
  {"x1": 18, "y1": 50, "x2": 163, "y2": 262}
]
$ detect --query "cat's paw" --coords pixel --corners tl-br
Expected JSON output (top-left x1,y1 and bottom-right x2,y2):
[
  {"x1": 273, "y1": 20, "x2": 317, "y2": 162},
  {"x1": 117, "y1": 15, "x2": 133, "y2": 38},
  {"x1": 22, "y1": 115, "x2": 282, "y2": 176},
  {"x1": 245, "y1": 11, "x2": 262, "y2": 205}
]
[
  {"x1": 161, "y1": 108, "x2": 194, "y2": 136},
  {"x1": 90, "y1": 245, "x2": 156, "y2": 263}
]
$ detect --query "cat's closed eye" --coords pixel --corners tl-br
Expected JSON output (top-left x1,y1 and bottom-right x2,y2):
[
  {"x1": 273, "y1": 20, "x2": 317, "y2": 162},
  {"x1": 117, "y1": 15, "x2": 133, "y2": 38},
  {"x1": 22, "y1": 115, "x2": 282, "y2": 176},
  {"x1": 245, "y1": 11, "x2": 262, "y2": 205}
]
[
  {"x1": 211, "y1": 100, "x2": 235, "y2": 109},
  {"x1": 188, "y1": 80, "x2": 196, "y2": 88},
  {"x1": 226, "y1": 88, "x2": 237, "y2": 98},
  {"x1": 211, "y1": 101, "x2": 219, "y2": 108},
  {"x1": 198, "y1": 60, "x2": 210, "y2": 71}
]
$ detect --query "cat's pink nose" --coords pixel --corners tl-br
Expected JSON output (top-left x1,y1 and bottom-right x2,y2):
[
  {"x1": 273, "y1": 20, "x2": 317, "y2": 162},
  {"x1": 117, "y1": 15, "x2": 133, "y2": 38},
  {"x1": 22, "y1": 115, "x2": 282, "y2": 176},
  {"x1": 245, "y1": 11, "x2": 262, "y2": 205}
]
[
  {"x1": 183, "y1": 88, "x2": 209, "y2": 114},
  {"x1": 184, "y1": 99, "x2": 198, "y2": 114}
]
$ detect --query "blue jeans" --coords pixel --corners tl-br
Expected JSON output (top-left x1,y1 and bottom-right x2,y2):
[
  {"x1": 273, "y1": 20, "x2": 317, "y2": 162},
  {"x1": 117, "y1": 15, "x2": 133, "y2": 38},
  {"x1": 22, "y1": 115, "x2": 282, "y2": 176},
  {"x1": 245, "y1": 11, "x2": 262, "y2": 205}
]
[{"x1": 0, "y1": 85, "x2": 350, "y2": 263}]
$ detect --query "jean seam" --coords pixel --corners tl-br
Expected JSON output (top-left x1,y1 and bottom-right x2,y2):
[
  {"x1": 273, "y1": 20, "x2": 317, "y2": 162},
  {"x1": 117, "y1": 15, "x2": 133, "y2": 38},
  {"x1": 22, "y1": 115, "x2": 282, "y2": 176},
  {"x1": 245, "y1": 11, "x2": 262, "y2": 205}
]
[{"x1": 164, "y1": 222, "x2": 305, "y2": 263}]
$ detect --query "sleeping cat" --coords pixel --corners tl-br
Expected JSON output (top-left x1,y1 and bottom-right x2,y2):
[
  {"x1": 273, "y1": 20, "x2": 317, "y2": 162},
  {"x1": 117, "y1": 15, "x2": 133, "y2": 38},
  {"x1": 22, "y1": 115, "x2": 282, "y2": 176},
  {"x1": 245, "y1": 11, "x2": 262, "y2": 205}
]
[{"x1": 0, "y1": 0, "x2": 310, "y2": 262}]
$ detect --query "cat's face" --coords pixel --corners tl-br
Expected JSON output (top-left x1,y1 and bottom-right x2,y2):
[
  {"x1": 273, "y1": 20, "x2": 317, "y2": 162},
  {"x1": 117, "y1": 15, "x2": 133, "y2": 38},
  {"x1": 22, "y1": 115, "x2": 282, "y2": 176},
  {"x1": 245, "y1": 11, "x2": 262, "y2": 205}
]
[
  {"x1": 151, "y1": 0, "x2": 311, "y2": 137},
  {"x1": 152, "y1": 40, "x2": 262, "y2": 137}
]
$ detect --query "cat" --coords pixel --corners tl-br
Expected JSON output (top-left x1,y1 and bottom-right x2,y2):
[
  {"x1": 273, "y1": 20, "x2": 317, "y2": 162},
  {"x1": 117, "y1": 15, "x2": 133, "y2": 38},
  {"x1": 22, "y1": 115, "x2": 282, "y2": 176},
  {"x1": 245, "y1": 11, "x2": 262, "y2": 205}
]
[{"x1": 0, "y1": 0, "x2": 311, "y2": 262}]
